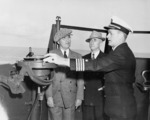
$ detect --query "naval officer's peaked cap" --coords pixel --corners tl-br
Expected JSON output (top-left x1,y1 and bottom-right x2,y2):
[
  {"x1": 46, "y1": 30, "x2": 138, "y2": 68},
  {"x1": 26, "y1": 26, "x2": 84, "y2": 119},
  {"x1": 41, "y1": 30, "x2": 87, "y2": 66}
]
[{"x1": 104, "y1": 16, "x2": 133, "y2": 35}]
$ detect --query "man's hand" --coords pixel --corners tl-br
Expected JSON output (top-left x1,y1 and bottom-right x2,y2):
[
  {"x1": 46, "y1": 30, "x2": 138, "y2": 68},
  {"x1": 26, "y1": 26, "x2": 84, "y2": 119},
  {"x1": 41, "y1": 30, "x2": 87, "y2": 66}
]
[
  {"x1": 43, "y1": 53, "x2": 70, "y2": 67},
  {"x1": 47, "y1": 97, "x2": 55, "y2": 108},
  {"x1": 75, "y1": 99, "x2": 82, "y2": 109}
]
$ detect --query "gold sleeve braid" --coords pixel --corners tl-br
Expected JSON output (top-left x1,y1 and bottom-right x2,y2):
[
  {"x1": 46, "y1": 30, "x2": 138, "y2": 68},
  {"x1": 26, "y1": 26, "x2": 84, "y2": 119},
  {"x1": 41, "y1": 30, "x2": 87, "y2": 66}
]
[
  {"x1": 75, "y1": 59, "x2": 78, "y2": 71},
  {"x1": 75, "y1": 59, "x2": 85, "y2": 71}
]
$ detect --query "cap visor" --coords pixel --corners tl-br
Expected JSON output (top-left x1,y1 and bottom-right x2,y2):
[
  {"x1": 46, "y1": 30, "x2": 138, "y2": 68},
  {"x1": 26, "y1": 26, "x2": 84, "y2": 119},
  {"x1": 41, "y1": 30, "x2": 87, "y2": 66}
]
[
  {"x1": 86, "y1": 38, "x2": 91, "y2": 42},
  {"x1": 86, "y1": 37, "x2": 105, "y2": 42},
  {"x1": 104, "y1": 26, "x2": 117, "y2": 30}
]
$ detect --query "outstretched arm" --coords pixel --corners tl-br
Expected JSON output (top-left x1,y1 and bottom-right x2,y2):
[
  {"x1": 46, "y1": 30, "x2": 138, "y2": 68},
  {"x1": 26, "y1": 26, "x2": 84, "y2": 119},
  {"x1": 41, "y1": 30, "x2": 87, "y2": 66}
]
[
  {"x1": 44, "y1": 52, "x2": 122, "y2": 72},
  {"x1": 44, "y1": 53, "x2": 70, "y2": 67}
]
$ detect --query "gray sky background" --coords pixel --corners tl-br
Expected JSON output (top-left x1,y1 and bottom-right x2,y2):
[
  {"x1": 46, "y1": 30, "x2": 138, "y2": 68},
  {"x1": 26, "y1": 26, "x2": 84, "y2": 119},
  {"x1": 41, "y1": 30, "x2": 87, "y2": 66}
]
[{"x1": 0, "y1": 0, "x2": 150, "y2": 64}]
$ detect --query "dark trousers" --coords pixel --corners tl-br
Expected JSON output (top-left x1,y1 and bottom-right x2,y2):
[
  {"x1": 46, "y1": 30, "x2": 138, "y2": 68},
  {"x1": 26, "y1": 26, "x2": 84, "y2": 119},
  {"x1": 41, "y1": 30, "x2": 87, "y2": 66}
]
[
  {"x1": 110, "y1": 117, "x2": 136, "y2": 120},
  {"x1": 82, "y1": 105, "x2": 104, "y2": 120}
]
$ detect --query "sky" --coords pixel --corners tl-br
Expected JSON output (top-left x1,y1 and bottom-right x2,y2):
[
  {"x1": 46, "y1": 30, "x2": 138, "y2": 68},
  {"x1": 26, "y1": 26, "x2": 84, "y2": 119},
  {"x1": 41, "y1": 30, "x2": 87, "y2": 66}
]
[{"x1": 0, "y1": 0, "x2": 150, "y2": 63}]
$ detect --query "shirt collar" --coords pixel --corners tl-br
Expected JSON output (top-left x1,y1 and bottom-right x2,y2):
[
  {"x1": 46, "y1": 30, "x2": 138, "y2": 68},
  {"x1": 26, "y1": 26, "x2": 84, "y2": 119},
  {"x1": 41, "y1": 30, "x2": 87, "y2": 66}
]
[
  {"x1": 91, "y1": 50, "x2": 100, "y2": 59},
  {"x1": 60, "y1": 48, "x2": 69, "y2": 57}
]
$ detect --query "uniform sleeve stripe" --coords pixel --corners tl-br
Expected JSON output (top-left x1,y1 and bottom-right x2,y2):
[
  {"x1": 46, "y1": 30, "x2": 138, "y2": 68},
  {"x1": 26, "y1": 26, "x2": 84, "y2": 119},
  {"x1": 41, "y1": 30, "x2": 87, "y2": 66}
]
[
  {"x1": 76, "y1": 59, "x2": 78, "y2": 71},
  {"x1": 77, "y1": 59, "x2": 79, "y2": 71},
  {"x1": 78, "y1": 59, "x2": 80, "y2": 71},
  {"x1": 75, "y1": 58, "x2": 85, "y2": 71},
  {"x1": 79, "y1": 59, "x2": 82, "y2": 71},
  {"x1": 82, "y1": 59, "x2": 85, "y2": 71},
  {"x1": 79, "y1": 59, "x2": 81, "y2": 71},
  {"x1": 75, "y1": 59, "x2": 77, "y2": 71},
  {"x1": 77, "y1": 59, "x2": 80, "y2": 71},
  {"x1": 80, "y1": 59, "x2": 83, "y2": 71},
  {"x1": 81, "y1": 59, "x2": 83, "y2": 71}
]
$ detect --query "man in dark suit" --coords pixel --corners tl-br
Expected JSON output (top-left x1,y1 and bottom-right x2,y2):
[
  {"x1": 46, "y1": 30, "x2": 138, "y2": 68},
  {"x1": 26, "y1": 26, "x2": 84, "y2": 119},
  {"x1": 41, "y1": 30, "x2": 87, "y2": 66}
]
[
  {"x1": 44, "y1": 16, "x2": 137, "y2": 120},
  {"x1": 82, "y1": 31, "x2": 106, "y2": 120}
]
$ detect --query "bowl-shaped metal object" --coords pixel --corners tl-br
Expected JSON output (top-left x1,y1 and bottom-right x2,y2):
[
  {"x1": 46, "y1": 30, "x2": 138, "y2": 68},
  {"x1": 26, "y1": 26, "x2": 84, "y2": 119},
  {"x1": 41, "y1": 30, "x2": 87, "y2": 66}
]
[{"x1": 18, "y1": 55, "x2": 56, "y2": 77}]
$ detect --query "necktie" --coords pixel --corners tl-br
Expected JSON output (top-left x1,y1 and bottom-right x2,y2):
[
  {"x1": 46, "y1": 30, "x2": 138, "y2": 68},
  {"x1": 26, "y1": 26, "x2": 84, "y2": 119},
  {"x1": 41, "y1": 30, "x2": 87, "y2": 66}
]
[
  {"x1": 92, "y1": 53, "x2": 95, "y2": 60},
  {"x1": 64, "y1": 51, "x2": 67, "y2": 58}
]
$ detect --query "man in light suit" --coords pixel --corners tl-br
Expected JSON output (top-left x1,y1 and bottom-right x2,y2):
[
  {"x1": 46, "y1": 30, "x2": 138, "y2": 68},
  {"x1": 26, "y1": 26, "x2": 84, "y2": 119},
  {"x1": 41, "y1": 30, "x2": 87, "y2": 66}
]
[
  {"x1": 45, "y1": 28, "x2": 84, "y2": 120},
  {"x1": 82, "y1": 31, "x2": 106, "y2": 120},
  {"x1": 44, "y1": 16, "x2": 137, "y2": 120}
]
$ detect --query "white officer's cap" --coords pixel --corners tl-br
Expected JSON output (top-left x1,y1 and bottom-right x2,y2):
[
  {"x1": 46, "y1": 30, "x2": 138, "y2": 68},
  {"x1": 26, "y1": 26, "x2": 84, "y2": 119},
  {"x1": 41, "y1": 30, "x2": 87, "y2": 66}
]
[{"x1": 104, "y1": 16, "x2": 133, "y2": 35}]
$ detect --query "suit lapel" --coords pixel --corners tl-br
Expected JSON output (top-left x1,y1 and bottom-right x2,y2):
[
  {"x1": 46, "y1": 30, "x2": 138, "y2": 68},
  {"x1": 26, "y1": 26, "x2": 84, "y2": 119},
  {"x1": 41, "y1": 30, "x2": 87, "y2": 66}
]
[
  {"x1": 83, "y1": 53, "x2": 91, "y2": 59},
  {"x1": 68, "y1": 50, "x2": 75, "y2": 58},
  {"x1": 97, "y1": 51, "x2": 104, "y2": 58},
  {"x1": 56, "y1": 49, "x2": 64, "y2": 57}
]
